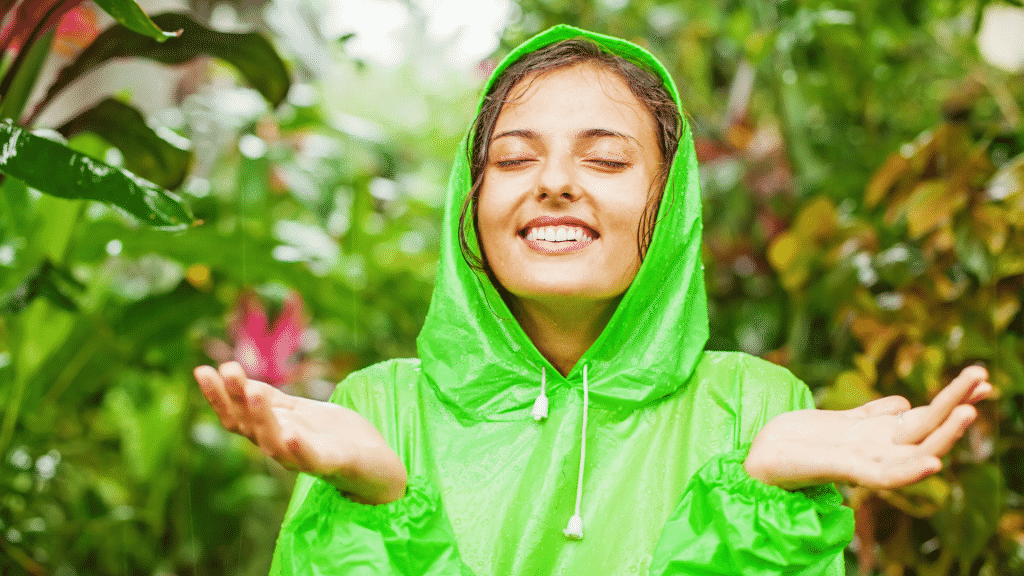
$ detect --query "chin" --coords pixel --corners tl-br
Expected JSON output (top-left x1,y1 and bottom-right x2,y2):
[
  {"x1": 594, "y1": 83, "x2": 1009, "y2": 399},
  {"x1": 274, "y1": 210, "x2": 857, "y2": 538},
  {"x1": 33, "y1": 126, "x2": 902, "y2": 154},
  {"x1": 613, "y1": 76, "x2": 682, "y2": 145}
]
[{"x1": 501, "y1": 276, "x2": 625, "y2": 302}]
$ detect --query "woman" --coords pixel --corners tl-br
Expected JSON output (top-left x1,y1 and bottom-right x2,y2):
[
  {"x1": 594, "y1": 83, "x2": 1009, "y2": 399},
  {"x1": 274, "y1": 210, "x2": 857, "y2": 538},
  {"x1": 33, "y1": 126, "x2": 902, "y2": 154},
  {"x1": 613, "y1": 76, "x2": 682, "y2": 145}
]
[{"x1": 193, "y1": 25, "x2": 991, "y2": 575}]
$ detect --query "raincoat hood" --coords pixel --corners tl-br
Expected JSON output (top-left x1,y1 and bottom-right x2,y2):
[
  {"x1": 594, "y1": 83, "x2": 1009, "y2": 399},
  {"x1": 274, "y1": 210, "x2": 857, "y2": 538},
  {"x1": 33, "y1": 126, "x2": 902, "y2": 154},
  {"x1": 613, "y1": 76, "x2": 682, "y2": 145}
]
[{"x1": 417, "y1": 25, "x2": 708, "y2": 421}]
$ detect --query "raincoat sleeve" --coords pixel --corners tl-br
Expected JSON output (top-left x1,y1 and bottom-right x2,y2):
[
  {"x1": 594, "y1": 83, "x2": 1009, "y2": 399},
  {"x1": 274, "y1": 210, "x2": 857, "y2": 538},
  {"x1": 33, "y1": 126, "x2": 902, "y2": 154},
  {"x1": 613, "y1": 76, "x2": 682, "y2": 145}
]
[
  {"x1": 649, "y1": 356, "x2": 854, "y2": 576},
  {"x1": 268, "y1": 362, "x2": 476, "y2": 576}
]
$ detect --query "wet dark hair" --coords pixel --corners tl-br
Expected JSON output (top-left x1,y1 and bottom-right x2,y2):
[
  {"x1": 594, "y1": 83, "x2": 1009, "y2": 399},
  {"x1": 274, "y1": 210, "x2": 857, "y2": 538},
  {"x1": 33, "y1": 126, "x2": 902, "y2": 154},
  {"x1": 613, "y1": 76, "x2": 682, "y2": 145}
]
[{"x1": 457, "y1": 37, "x2": 682, "y2": 273}]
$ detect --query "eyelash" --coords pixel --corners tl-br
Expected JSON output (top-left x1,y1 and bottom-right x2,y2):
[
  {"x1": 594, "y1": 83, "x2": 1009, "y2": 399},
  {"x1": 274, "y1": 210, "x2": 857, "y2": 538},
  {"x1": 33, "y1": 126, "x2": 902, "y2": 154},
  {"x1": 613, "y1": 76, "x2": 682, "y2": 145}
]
[
  {"x1": 590, "y1": 159, "x2": 629, "y2": 169},
  {"x1": 493, "y1": 158, "x2": 630, "y2": 169},
  {"x1": 495, "y1": 159, "x2": 532, "y2": 168}
]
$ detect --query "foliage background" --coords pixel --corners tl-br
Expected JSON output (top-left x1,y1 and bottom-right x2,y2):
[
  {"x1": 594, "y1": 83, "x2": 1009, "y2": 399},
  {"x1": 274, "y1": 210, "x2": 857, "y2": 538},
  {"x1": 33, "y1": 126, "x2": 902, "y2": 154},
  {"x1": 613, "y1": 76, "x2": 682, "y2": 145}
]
[{"x1": 1, "y1": 0, "x2": 1023, "y2": 574}]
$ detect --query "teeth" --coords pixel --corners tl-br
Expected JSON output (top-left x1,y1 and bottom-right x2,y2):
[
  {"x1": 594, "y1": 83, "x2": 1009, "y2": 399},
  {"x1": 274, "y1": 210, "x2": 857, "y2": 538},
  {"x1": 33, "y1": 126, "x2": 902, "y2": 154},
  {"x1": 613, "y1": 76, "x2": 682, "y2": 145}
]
[{"x1": 525, "y1": 225, "x2": 594, "y2": 242}]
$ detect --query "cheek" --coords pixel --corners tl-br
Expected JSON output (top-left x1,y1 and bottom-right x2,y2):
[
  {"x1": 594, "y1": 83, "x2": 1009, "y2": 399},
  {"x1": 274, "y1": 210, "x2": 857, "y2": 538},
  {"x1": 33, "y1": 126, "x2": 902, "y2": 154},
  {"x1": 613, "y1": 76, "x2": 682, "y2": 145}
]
[{"x1": 475, "y1": 187, "x2": 512, "y2": 257}]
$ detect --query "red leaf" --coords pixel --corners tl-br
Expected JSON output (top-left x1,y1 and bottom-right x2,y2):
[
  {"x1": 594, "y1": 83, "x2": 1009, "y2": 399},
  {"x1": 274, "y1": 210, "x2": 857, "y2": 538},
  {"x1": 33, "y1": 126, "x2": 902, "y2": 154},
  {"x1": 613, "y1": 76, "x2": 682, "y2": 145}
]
[
  {"x1": 1, "y1": 0, "x2": 86, "y2": 55},
  {"x1": 231, "y1": 289, "x2": 307, "y2": 387}
]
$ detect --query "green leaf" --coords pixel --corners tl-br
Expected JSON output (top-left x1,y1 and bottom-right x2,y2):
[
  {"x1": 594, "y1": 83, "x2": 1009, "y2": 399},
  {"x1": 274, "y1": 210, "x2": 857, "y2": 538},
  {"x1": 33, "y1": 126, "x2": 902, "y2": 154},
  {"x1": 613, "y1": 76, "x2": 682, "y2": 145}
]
[
  {"x1": 0, "y1": 30, "x2": 54, "y2": 122},
  {"x1": 36, "y1": 12, "x2": 291, "y2": 117},
  {"x1": 0, "y1": 120, "x2": 192, "y2": 229},
  {"x1": 0, "y1": 259, "x2": 85, "y2": 315},
  {"x1": 91, "y1": 0, "x2": 180, "y2": 42},
  {"x1": 58, "y1": 98, "x2": 192, "y2": 190}
]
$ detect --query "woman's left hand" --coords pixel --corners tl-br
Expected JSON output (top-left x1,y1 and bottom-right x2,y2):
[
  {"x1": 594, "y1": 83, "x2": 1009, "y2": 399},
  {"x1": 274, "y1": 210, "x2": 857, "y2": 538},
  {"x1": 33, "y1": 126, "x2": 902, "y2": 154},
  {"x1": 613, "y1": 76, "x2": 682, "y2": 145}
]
[{"x1": 743, "y1": 365, "x2": 993, "y2": 491}]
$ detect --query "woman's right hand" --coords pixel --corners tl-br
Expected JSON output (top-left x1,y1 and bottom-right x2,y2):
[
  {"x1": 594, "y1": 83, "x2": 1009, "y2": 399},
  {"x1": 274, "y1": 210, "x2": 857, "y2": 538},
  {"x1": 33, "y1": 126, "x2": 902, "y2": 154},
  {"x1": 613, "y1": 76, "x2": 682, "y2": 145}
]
[{"x1": 193, "y1": 361, "x2": 407, "y2": 505}]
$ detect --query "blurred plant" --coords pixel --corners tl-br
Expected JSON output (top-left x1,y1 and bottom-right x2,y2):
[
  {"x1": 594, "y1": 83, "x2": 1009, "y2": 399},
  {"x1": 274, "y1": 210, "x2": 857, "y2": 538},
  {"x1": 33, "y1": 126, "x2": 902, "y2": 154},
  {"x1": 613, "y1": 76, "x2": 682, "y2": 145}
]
[
  {"x1": 766, "y1": 123, "x2": 1024, "y2": 575},
  {"x1": 0, "y1": 0, "x2": 294, "y2": 572}
]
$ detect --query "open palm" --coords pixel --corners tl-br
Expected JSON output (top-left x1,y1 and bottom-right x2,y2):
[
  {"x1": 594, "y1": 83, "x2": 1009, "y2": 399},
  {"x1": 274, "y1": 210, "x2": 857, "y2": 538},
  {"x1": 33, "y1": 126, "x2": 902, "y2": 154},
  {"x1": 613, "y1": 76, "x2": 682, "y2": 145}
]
[
  {"x1": 193, "y1": 362, "x2": 407, "y2": 504},
  {"x1": 744, "y1": 366, "x2": 992, "y2": 491}
]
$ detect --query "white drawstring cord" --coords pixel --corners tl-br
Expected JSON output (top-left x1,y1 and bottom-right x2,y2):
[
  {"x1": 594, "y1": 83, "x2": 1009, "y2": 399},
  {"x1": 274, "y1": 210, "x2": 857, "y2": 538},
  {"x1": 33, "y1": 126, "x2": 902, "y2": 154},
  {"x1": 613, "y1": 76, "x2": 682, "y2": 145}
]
[
  {"x1": 531, "y1": 366, "x2": 548, "y2": 421},
  {"x1": 563, "y1": 364, "x2": 588, "y2": 540}
]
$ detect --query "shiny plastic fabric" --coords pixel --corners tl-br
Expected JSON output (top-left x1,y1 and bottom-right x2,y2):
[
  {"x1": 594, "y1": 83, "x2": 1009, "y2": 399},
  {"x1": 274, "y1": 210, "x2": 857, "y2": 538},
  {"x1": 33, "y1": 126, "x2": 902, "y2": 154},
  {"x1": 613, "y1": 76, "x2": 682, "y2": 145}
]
[{"x1": 269, "y1": 25, "x2": 854, "y2": 576}]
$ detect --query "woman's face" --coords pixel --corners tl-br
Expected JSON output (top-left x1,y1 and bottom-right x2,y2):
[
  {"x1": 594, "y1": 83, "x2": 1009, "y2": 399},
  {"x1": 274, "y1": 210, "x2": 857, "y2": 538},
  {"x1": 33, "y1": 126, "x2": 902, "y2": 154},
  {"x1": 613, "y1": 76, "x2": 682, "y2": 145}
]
[{"x1": 477, "y1": 63, "x2": 662, "y2": 307}]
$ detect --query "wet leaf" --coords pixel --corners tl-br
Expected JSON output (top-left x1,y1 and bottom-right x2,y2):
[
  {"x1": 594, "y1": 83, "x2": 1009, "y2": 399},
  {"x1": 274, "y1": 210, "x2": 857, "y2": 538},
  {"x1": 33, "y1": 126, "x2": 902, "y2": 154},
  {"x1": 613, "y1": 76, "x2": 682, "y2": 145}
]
[
  {"x1": 0, "y1": 120, "x2": 192, "y2": 229},
  {"x1": 37, "y1": 12, "x2": 290, "y2": 117},
  {"x1": 58, "y1": 98, "x2": 192, "y2": 190},
  {"x1": 91, "y1": 0, "x2": 179, "y2": 42}
]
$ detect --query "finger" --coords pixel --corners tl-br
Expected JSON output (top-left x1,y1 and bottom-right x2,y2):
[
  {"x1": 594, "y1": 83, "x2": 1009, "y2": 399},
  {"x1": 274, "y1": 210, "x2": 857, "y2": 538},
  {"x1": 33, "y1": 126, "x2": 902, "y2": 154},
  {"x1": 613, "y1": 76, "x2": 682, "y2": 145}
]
[
  {"x1": 245, "y1": 382, "x2": 288, "y2": 459},
  {"x1": 847, "y1": 395, "x2": 912, "y2": 419},
  {"x1": 899, "y1": 366, "x2": 988, "y2": 444},
  {"x1": 194, "y1": 365, "x2": 239, "y2": 431},
  {"x1": 918, "y1": 404, "x2": 977, "y2": 457},
  {"x1": 966, "y1": 381, "x2": 993, "y2": 404},
  {"x1": 220, "y1": 361, "x2": 248, "y2": 402}
]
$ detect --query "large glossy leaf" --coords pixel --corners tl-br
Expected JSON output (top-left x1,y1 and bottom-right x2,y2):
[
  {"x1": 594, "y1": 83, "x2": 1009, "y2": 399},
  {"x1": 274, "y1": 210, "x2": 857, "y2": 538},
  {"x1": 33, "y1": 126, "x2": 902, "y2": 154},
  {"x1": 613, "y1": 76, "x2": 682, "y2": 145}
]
[
  {"x1": 91, "y1": 0, "x2": 180, "y2": 42},
  {"x1": 36, "y1": 12, "x2": 290, "y2": 117},
  {"x1": 0, "y1": 120, "x2": 192, "y2": 229},
  {"x1": 58, "y1": 98, "x2": 192, "y2": 190}
]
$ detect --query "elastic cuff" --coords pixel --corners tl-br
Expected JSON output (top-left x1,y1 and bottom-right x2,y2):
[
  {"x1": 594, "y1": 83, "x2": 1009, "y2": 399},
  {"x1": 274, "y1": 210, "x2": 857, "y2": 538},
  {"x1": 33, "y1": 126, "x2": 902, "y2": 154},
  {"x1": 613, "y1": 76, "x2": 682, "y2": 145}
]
[
  {"x1": 710, "y1": 446, "x2": 845, "y2": 510},
  {"x1": 308, "y1": 475, "x2": 439, "y2": 530}
]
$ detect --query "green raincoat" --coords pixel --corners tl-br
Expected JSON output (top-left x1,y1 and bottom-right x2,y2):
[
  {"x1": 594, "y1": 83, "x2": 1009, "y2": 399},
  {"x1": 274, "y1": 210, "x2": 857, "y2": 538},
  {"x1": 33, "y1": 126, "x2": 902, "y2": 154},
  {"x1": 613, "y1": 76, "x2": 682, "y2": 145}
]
[{"x1": 269, "y1": 25, "x2": 854, "y2": 576}]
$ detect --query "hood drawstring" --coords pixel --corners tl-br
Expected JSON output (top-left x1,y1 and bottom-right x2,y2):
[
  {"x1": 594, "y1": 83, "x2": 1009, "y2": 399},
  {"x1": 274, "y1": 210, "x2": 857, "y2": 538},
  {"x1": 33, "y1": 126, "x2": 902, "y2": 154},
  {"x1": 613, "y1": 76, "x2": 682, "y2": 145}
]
[
  {"x1": 529, "y1": 364, "x2": 590, "y2": 540},
  {"x1": 563, "y1": 364, "x2": 589, "y2": 540},
  {"x1": 531, "y1": 367, "x2": 548, "y2": 421}
]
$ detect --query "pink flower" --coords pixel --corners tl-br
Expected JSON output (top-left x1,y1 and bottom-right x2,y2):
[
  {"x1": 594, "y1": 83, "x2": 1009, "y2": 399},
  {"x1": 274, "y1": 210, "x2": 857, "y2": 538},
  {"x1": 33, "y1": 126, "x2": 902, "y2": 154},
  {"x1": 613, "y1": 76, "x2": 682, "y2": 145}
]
[{"x1": 230, "y1": 289, "x2": 307, "y2": 387}]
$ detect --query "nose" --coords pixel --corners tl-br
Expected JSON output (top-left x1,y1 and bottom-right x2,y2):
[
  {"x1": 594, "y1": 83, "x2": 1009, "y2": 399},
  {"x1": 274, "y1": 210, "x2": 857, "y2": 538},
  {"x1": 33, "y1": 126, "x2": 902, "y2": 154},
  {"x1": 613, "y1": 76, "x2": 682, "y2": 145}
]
[{"x1": 535, "y1": 155, "x2": 577, "y2": 202}]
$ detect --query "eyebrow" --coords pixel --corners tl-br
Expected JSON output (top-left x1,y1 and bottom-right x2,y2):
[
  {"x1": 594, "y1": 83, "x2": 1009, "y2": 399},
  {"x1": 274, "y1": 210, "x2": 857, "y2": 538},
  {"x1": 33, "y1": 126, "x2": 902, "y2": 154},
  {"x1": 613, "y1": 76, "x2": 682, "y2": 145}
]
[{"x1": 491, "y1": 128, "x2": 642, "y2": 147}]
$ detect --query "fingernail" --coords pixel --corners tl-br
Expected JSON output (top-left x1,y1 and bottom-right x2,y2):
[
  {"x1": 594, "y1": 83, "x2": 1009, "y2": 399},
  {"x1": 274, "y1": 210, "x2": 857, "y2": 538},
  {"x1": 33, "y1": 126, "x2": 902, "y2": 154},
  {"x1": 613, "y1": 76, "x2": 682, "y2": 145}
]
[{"x1": 972, "y1": 361, "x2": 988, "y2": 369}]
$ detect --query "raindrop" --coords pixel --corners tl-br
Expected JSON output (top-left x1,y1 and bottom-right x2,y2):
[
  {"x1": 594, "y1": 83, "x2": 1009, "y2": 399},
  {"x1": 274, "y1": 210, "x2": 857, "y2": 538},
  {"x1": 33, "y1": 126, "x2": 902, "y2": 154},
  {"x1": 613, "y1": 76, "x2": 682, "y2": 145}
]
[
  {"x1": 106, "y1": 239, "x2": 123, "y2": 256},
  {"x1": 104, "y1": 147, "x2": 124, "y2": 167}
]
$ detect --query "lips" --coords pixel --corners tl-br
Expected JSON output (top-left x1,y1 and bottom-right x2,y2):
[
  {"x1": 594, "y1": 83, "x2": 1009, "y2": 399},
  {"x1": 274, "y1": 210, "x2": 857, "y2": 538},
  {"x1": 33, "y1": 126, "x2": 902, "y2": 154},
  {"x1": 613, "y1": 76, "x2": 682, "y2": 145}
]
[
  {"x1": 519, "y1": 216, "x2": 599, "y2": 254},
  {"x1": 519, "y1": 216, "x2": 599, "y2": 240}
]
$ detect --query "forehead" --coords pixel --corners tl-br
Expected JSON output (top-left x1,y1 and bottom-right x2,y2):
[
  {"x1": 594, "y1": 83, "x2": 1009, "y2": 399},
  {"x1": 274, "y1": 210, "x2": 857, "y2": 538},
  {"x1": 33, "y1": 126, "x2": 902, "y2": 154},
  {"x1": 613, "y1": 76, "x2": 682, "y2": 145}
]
[{"x1": 493, "y1": 63, "x2": 656, "y2": 139}]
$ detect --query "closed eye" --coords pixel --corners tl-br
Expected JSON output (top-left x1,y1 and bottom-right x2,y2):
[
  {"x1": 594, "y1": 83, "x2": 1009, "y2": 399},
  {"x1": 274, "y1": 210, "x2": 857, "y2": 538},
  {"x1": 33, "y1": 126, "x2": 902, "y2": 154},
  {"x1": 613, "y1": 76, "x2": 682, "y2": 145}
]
[
  {"x1": 494, "y1": 158, "x2": 535, "y2": 168},
  {"x1": 587, "y1": 159, "x2": 630, "y2": 169}
]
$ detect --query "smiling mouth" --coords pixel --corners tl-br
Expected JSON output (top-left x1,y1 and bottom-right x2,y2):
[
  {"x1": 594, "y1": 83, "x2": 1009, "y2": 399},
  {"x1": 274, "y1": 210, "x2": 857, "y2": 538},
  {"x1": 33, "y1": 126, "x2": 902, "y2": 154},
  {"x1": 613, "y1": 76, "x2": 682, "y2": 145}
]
[
  {"x1": 522, "y1": 225, "x2": 596, "y2": 242},
  {"x1": 519, "y1": 225, "x2": 598, "y2": 253}
]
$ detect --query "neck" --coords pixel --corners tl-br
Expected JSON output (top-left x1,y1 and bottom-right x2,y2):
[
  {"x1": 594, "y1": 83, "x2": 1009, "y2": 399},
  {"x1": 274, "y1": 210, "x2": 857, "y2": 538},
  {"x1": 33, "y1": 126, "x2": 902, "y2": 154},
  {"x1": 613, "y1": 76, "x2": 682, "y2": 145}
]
[{"x1": 508, "y1": 295, "x2": 618, "y2": 377}]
